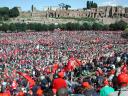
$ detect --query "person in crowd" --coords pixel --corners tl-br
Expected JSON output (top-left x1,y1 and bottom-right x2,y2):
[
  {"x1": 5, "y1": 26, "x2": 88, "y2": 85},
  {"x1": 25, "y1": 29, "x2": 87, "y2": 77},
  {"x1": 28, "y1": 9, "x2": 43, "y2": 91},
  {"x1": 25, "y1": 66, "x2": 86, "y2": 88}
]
[
  {"x1": 56, "y1": 88, "x2": 68, "y2": 96},
  {"x1": 82, "y1": 82, "x2": 99, "y2": 96},
  {"x1": 100, "y1": 78, "x2": 115, "y2": 96},
  {"x1": 0, "y1": 31, "x2": 126, "y2": 96},
  {"x1": 52, "y1": 71, "x2": 67, "y2": 93},
  {"x1": 108, "y1": 73, "x2": 128, "y2": 96}
]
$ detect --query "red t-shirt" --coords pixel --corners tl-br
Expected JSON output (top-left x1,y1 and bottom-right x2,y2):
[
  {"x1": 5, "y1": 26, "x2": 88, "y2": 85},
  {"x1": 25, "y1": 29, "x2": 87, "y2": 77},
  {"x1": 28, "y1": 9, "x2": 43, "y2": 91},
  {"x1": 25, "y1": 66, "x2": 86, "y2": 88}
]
[
  {"x1": 52, "y1": 78, "x2": 67, "y2": 91},
  {"x1": 0, "y1": 92, "x2": 10, "y2": 96}
]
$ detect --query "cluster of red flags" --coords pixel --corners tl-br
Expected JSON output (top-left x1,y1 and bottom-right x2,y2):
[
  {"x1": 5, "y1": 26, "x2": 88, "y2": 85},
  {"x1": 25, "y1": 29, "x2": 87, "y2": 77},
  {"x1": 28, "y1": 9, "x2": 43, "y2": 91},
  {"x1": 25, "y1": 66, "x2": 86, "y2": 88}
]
[{"x1": 17, "y1": 71, "x2": 35, "y2": 89}]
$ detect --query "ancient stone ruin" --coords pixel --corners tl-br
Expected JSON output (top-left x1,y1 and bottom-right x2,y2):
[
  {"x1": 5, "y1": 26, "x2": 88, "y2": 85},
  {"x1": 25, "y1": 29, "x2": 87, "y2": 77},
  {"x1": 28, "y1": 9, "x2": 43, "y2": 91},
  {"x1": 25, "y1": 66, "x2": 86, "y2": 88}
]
[{"x1": 14, "y1": 5, "x2": 128, "y2": 24}]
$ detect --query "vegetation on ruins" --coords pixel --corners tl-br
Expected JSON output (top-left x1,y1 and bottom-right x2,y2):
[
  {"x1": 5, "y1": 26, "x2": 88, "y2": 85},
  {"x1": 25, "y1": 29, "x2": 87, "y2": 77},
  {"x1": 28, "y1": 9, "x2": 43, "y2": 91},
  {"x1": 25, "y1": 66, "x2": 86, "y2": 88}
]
[
  {"x1": 58, "y1": 3, "x2": 71, "y2": 10},
  {"x1": 0, "y1": 7, "x2": 19, "y2": 21}
]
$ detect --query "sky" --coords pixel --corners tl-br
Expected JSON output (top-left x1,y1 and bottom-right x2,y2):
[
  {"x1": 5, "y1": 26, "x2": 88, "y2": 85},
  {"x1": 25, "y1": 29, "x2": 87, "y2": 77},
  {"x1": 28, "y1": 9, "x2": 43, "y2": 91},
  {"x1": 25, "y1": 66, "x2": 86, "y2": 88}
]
[{"x1": 0, "y1": 0, "x2": 127, "y2": 11}]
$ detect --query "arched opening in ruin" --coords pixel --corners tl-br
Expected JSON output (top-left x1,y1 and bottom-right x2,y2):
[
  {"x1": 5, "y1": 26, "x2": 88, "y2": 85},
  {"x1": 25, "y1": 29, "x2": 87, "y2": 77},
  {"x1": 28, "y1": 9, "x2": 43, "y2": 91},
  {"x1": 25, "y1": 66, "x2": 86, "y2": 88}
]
[{"x1": 49, "y1": 13, "x2": 54, "y2": 17}]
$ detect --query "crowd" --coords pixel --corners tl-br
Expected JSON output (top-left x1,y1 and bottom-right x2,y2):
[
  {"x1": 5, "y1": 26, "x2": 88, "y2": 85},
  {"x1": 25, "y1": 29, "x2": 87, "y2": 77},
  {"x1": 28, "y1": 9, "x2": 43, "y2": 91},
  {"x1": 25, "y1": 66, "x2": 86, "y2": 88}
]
[{"x1": 0, "y1": 30, "x2": 127, "y2": 96}]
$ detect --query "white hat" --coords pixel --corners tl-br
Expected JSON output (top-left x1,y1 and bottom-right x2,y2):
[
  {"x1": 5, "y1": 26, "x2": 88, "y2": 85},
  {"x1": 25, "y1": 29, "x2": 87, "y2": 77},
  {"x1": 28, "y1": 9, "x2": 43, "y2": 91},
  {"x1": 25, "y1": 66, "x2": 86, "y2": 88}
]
[
  {"x1": 111, "y1": 65, "x2": 115, "y2": 69},
  {"x1": 40, "y1": 75, "x2": 45, "y2": 80}
]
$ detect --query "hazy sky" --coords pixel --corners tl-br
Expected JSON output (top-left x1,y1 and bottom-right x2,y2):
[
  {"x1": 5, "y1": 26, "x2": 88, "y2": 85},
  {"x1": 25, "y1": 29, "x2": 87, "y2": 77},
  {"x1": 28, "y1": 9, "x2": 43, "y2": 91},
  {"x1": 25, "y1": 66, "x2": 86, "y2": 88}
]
[{"x1": 0, "y1": 0, "x2": 127, "y2": 11}]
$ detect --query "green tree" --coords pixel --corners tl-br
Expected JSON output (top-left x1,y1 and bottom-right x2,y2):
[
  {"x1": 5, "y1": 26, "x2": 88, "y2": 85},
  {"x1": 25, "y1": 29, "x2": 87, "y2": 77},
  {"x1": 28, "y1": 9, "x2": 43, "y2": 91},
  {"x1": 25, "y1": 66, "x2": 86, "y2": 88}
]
[
  {"x1": 1, "y1": 23, "x2": 9, "y2": 32},
  {"x1": 83, "y1": 8, "x2": 87, "y2": 11},
  {"x1": 3, "y1": 15, "x2": 9, "y2": 20},
  {"x1": 27, "y1": 23, "x2": 36, "y2": 31},
  {"x1": 21, "y1": 23, "x2": 27, "y2": 32},
  {"x1": 66, "y1": 22, "x2": 73, "y2": 30},
  {"x1": 9, "y1": 23, "x2": 16, "y2": 32},
  {"x1": 0, "y1": 24, "x2": 2, "y2": 31},
  {"x1": 109, "y1": 20, "x2": 127, "y2": 30},
  {"x1": 15, "y1": 23, "x2": 23, "y2": 32},
  {"x1": 121, "y1": 28, "x2": 128, "y2": 39},
  {"x1": 90, "y1": 1, "x2": 93, "y2": 8},
  {"x1": 92, "y1": 22, "x2": 103, "y2": 30},
  {"x1": 0, "y1": 7, "x2": 9, "y2": 16},
  {"x1": 74, "y1": 23, "x2": 81, "y2": 30},
  {"x1": 117, "y1": 20, "x2": 127, "y2": 30},
  {"x1": 92, "y1": 3, "x2": 97, "y2": 8},
  {"x1": 87, "y1": 1, "x2": 90, "y2": 9},
  {"x1": 109, "y1": 23, "x2": 117, "y2": 30},
  {"x1": 58, "y1": 3, "x2": 66, "y2": 9},
  {"x1": 102, "y1": 24, "x2": 109, "y2": 30},
  {"x1": 58, "y1": 24, "x2": 67, "y2": 30},
  {"x1": 124, "y1": 28, "x2": 128, "y2": 33},
  {"x1": 9, "y1": 7, "x2": 20, "y2": 17},
  {"x1": 48, "y1": 24, "x2": 55, "y2": 31},
  {"x1": 34, "y1": 23, "x2": 42, "y2": 31},
  {"x1": 86, "y1": 1, "x2": 98, "y2": 9},
  {"x1": 0, "y1": 7, "x2": 9, "y2": 21},
  {"x1": 65, "y1": 5, "x2": 71, "y2": 10},
  {"x1": 83, "y1": 22, "x2": 92, "y2": 30}
]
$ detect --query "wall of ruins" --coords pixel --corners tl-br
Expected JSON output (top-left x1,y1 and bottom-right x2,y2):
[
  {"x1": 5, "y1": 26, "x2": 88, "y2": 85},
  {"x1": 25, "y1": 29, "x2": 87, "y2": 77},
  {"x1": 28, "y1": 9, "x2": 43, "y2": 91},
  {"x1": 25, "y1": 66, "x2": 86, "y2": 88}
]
[
  {"x1": 16, "y1": 5, "x2": 128, "y2": 24},
  {"x1": 19, "y1": 6, "x2": 128, "y2": 19},
  {"x1": 20, "y1": 12, "x2": 31, "y2": 17}
]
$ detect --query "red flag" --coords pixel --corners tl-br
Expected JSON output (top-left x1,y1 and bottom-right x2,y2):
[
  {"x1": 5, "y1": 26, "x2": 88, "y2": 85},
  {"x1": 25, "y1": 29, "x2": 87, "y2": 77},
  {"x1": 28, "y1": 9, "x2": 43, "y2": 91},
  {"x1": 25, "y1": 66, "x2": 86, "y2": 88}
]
[
  {"x1": 75, "y1": 59, "x2": 81, "y2": 66},
  {"x1": 121, "y1": 64, "x2": 128, "y2": 73},
  {"x1": 17, "y1": 72, "x2": 35, "y2": 89},
  {"x1": 66, "y1": 57, "x2": 81, "y2": 71},
  {"x1": 52, "y1": 63, "x2": 59, "y2": 73}
]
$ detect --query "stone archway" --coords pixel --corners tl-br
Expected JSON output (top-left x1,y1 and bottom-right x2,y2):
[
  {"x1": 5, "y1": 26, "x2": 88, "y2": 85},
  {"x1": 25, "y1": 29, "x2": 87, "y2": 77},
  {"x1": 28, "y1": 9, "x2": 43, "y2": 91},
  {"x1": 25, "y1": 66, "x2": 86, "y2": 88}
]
[{"x1": 49, "y1": 12, "x2": 54, "y2": 17}]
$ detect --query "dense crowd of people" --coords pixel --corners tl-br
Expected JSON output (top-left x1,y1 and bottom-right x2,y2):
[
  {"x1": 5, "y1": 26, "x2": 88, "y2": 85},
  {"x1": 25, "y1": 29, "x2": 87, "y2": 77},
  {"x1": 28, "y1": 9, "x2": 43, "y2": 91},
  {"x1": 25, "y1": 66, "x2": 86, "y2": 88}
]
[{"x1": 0, "y1": 30, "x2": 127, "y2": 96}]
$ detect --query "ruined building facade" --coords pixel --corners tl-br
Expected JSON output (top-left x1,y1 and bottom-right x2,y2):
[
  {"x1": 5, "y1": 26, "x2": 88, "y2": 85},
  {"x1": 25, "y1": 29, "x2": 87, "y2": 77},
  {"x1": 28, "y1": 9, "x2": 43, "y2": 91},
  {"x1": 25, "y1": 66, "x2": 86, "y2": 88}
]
[
  {"x1": 19, "y1": 5, "x2": 128, "y2": 18},
  {"x1": 16, "y1": 5, "x2": 128, "y2": 24}
]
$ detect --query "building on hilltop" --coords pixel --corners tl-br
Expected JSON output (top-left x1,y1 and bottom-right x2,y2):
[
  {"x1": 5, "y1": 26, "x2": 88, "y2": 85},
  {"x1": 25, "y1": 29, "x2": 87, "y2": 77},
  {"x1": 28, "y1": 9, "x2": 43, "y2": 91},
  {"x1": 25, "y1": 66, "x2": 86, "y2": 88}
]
[{"x1": 14, "y1": 5, "x2": 128, "y2": 24}]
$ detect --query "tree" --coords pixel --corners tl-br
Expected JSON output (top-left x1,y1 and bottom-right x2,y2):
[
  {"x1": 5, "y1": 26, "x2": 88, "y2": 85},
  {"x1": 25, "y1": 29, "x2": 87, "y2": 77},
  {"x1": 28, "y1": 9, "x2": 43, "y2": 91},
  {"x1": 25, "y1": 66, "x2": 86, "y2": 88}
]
[
  {"x1": 9, "y1": 7, "x2": 20, "y2": 17},
  {"x1": 102, "y1": 24, "x2": 109, "y2": 31},
  {"x1": 90, "y1": 1, "x2": 93, "y2": 8},
  {"x1": 109, "y1": 23, "x2": 117, "y2": 31},
  {"x1": 83, "y1": 8, "x2": 87, "y2": 11},
  {"x1": 0, "y1": 7, "x2": 9, "y2": 21},
  {"x1": 15, "y1": 23, "x2": 23, "y2": 32},
  {"x1": 109, "y1": 20, "x2": 127, "y2": 31},
  {"x1": 92, "y1": 3, "x2": 97, "y2": 8},
  {"x1": 58, "y1": 3, "x2": 66, "y2": 9},
  {"x1": 66, "y1": 22, "x2": 73, "y2": 30},
  {"x1": 87, "y1": 1, "x2": 90, "y2": 9},
  {"x1": 9, "y1": 23, "x2": 16, "y2": 32},
  {"x1": 21, "y1": 23, "x2": 27, "y2": 32},
  {"x1": 27, "y1": 23, "x2": 36, "y2": 31},
  {"x1": 1, "y1": 23, "x2": 9, "y2": 32},
  {"x1": 74, "y1": 23, "x2": 81, "y2": 30},
  {"x1": 58, "y1": 24, "x2": 67, "y2": 30},
  {"x1": 65, "y1": 5, "x2": 71, "y2": 10},
  {"x1": 34, "y1": 23, "x2": 42, "y2": 31},
  {"x1": 48, "y1": 24, "x2": 55, "y2": 31},
  {"x1": 92, "y1": 22, "x2": 103, "y2": 30},
  {"x1": 117, "y1": 20, "x2": 127, "y2": 30},
  {"x1": 83, "y1": 22, "x2": 92, "y2": 30},
  {"x1": 121, "y1": 28, "x2": 128, "y2": 39},
  {"x1": 86, "y1": 1, "x2": 98, "y2": 9},
  {"x1": 3, "y1": 15, "x2": 9, "y2": 20},
  {"x1": 124, "y1": 28, "x2": 128, "y2": 33},
  {"x1": 0, "y1": 7, "x2": 9, "y2": 16}
]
